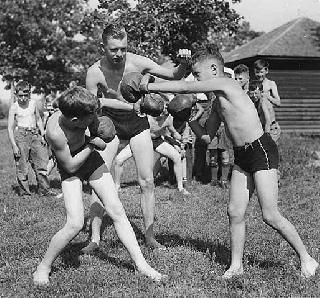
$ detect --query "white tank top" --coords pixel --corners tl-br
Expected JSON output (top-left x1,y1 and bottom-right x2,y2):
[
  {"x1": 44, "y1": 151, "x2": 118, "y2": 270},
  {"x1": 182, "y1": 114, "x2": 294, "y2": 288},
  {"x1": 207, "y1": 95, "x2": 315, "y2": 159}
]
[{"x1": 14, "y1": 100, "x2": 37, "y2": 128}]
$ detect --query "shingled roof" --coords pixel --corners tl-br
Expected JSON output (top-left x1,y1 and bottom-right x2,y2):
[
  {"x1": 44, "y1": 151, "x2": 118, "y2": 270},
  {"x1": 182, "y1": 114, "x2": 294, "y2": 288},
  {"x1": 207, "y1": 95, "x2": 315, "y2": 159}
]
[{"x1": 225, "y1": 17, "x2": 320, "y2": 63}]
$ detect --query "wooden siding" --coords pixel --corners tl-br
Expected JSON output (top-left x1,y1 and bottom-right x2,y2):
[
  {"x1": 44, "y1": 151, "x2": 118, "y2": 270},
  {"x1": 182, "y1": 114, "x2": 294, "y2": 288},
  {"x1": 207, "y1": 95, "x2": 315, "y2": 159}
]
[{"x1": 269, "y1": 70, "x2": 320, "y2": 133}]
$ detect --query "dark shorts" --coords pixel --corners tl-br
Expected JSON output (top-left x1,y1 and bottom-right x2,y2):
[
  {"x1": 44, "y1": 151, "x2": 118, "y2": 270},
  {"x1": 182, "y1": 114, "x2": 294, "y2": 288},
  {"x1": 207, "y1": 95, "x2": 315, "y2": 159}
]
[
  {"x1": 152, "y1": 137, "x2": 165, "y2": 151},
  {"x1": 233, "y1": 133, "x2": 279, "y2": 173},
  {"x1": 57, "y1": 145, "x2": 105, "y2": 182},
  {"x1": 101, "y1": 107, "x2": 150, "y2": 140}
]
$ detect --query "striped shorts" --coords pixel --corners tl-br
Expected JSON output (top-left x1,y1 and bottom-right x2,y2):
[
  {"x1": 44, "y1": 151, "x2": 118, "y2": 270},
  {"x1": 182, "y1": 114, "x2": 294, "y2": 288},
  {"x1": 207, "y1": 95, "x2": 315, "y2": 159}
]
[{"x1": 233, "y1": 133, "x2": 279, "y2": 173}]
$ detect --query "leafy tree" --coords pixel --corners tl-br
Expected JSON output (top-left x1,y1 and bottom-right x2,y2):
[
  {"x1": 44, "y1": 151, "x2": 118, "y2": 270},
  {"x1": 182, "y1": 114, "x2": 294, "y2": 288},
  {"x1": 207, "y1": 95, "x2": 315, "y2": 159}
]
[
  {"x1": 0, "y1": 0, "x2": 98, "y2": 93},
  {"x1": 209, "y1": 21, "x2": 263, "y2": 53},
  {"x1": 84, "y1": 0, "x2": 243, "y2": 62}
]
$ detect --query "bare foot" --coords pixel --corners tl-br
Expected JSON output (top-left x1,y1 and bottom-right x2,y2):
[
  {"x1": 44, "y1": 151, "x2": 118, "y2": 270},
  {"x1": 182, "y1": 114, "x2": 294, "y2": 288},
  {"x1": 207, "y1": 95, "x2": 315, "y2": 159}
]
[
  {"x1": 222, "y1": 266, "x2": 243, "y2": 279},
  {"x1": 136, "y1": 261, "x2": 167, "y2": 282},
  {"x1": 301, "y1": 257, "x2": 319, "y2": 278},
  {"x1": 178, "y1": 188, "x2": 191, "y2": 196},
  {"x1": 33, "y1": 265, "x2": 51, "y2": 286},
  {"x1": 146, "y1": 237, "x2": 166, "y2": 251}
]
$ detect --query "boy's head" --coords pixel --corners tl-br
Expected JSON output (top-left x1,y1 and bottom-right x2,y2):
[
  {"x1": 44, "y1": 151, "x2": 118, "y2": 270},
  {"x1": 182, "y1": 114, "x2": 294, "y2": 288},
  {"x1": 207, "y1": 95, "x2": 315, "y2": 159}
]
[
  {"x1": 191, "y1": 44, "x2": 224, "y2": 81},
  {"x1": 58, "y1": 86, "x2": 99, "y2": 128},
  {"x1": 253, "y1": 59, "x2": 269, "y2": 81},
  {"x1": 234, "y1": 64, "x2": 250, "y2": 89},
  {"x1": 15, "y1": 80, "x2": 31, "y2": 105},
  {"x1": 248, "y1": 80, "x2": 263, "y2": 103},
  {"x1": 101, "y1": 22, "x2": 127, "y2": 65}
]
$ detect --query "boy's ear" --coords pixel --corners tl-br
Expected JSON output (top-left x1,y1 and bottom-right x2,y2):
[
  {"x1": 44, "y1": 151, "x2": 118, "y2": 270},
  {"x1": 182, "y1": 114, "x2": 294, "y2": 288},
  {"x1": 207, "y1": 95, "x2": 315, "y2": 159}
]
[
  {"x1": 210, "y1": 64, "x2": 218, "y2": 76},
  {"x1": 264, "y1": 67, "x2": 269, "y2": 74}
]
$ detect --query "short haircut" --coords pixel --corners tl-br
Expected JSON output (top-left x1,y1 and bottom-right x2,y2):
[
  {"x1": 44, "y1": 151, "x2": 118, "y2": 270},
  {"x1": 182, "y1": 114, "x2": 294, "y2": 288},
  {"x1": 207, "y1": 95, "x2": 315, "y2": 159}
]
[
  {"x1": 102, "y1": 22, "x2": 126, "y2": 43},
  {"x1": 253, "y1": 59, "x2": 269, "y2": 70},
  {"x1": 234, "y1": 64, "x2": 249, "y2": 74},
  {"x1": 192, "y1": 44, "x2": 224, "y2": 67},
  {"x1": 15, "y1": 80, "x2": 31, "y2": 93},
  {"x1": 58, "y1": 86, "x2": 98, "y2": 118},
  {"x1": 249, "y1": 80, "x2": 263, "y2": 91}
]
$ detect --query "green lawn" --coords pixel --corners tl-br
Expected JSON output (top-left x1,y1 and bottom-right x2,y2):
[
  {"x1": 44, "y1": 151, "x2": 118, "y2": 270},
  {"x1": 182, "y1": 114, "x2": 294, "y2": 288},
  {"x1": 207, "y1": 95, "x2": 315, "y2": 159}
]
[{"x1": 0, "y1": 127, "x2": 319, "y2": 297}]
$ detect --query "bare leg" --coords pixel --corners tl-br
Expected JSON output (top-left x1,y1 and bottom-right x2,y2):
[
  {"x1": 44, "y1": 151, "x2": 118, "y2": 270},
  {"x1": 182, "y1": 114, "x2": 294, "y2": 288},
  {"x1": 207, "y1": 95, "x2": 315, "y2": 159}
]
[
  {"x1": 89, "y1": 165, "x2": 165, "y2": 281},
  {"x1": 113, "y1": 144, "x2": 133, "y2": 191},
  {"x1": 130, "y1": 129, "x2": 165, "y2": 250},
  {"x1": 156, "y1": 142, "x2": 189, "y2": 194},
  {"x1": 223, "y1": 165, "x2": 254, "y2": 278},
  {"x1": 83, "y1": 136, "x2": 121, "y2": 251},
  {"x1": 33, "y1": 178, "x2": 84, "y2": 285},
  {"x1": 254, "y1": 169, "x2": 319, "y2": 278}
]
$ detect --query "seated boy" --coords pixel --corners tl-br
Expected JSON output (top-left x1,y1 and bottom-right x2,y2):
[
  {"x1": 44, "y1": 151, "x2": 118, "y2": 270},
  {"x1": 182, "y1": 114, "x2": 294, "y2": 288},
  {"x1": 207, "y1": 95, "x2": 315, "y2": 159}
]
[
  {"x1": 33, "y1": 86, "x2": 164, "y2": 285},
  {"x1": 140, "y1": 44, "x2": 318, "y2": 279}
]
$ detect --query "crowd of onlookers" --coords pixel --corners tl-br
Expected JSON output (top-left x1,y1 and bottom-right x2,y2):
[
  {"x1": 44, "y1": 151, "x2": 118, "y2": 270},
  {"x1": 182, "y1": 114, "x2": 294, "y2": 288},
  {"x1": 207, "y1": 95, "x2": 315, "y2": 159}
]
[{"x1": 7, "y1": 58, "x2": 281, "y2": 196}]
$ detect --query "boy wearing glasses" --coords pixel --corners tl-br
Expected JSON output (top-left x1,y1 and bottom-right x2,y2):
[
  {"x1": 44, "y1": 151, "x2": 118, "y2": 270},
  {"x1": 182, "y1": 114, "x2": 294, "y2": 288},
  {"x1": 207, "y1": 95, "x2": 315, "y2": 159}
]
[{"x1": 7, "y1": 80, "x2": 50, "y2": 196}]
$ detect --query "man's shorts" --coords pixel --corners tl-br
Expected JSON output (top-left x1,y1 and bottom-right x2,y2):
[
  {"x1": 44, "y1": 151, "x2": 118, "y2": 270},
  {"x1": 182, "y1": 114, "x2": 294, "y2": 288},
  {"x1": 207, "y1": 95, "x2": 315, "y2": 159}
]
[
  {"x1": 101, "y1": 107, "x2": 150, "y2": 140},
  {"x1": 233, "y1": 133, "x2": 279, "y2": 173},
  {"x1": 57, "y1": 144, "x2": 105, "y2": 182},
  {"x1": 269, "y1": 121, "x2": 281, "y2": 143}
]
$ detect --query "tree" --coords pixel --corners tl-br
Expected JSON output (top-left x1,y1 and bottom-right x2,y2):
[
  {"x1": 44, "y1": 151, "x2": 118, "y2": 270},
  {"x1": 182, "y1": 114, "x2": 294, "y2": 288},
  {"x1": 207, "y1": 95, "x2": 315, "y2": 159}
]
[
  {"x1": 209, "y1": 21, "x2": 263, "y2": 53},
  {"x1": 0, "y1": 0, "x2": 98, "y2": 93},
  {"x1": 84, "y1": 0, "x2": 243, "y2": 62}
]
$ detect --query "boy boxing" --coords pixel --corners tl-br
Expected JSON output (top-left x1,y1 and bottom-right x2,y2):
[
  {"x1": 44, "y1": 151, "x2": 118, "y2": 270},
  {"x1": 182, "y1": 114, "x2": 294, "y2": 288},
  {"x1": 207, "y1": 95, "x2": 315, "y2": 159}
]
[
  {"x1": 33, "y1": 86, "x2": 164, "y2": 285},
  {"x1": 139, "y1": 44, "x2": 318, "y2": 278}
]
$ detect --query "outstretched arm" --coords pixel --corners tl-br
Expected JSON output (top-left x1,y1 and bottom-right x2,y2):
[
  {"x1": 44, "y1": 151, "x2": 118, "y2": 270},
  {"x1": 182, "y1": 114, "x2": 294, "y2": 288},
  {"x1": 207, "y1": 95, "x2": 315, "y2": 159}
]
[
  {"x1": 140, "y1": 50, "x2": 191, "y2": 80},
  {"x1": 147, "y1": 78, "x2": 231, "y2": 94}
]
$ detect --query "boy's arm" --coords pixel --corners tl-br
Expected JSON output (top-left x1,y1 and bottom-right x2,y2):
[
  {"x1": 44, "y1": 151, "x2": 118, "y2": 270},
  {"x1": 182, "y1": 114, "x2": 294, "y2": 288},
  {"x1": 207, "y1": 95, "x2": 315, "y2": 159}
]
[
  {"x1": 147, "y1": 78, "x2": 232, "y2": 94},
  {"x1": 189, "y1": 102, "x2": 204, "y2": 121},
  {"x1": 167, "y1": 123, "x2": 182, "y2": 141},
  {"x1": 7, "y1": 105, "x2": 19, "y2": 155},
  {"x1": 48, "y1": 133, "x2": 96, "y2": 174},
  {"x1": 139, "y1": 50, "x2": 190, "y2": 80},
  {"x1": 189, "y1": 107, "x2": 222, "y2": 144},
  {"x1": 35, "y1": 106, "x2": 45, "y2": 137},
  {"x1": 265, "y1": 81, "x2": 281, "y2": 107}
]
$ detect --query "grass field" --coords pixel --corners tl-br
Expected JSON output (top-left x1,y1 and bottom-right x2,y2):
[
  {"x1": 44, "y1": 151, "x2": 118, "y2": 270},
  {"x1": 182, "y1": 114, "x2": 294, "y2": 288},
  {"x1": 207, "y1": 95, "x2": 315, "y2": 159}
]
[{"x1": 0, "y1": 125, "x2": 319, "y2": 297}]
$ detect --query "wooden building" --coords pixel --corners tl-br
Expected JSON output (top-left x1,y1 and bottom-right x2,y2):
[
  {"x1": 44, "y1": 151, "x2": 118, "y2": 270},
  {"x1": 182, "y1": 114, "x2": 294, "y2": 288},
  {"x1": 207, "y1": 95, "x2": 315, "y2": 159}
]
[{"x1": 224, "y1": 17, "x2": 320, "y2": 133}]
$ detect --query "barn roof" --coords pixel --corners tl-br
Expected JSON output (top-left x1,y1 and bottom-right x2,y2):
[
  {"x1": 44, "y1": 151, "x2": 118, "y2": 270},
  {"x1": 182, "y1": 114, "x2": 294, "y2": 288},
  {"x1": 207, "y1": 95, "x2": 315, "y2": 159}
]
[{"x1": 224, "y1": 17, "x2": 320, "y2": 63}]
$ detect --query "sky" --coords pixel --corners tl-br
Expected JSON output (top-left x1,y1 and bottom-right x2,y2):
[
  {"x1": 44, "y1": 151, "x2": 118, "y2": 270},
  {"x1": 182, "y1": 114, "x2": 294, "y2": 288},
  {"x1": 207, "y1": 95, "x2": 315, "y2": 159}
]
[{"x1": 230, "y1": 0, "x2": 320, "y2": 32}]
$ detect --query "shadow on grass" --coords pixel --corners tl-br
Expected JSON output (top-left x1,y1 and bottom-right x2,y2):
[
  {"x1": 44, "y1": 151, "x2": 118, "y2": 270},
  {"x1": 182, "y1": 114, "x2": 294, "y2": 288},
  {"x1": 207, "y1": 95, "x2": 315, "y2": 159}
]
[
  {"x1": 246, "y1": 255, "x2": 284, "y2": 269},
  {"x1": 157, "y1": 233, "x2": 230, "y2": 266}
]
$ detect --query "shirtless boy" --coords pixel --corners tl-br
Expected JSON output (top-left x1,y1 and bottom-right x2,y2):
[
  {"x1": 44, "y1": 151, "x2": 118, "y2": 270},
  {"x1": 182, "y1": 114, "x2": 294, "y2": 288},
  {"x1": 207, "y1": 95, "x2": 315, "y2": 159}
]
[
  {"x1": 113, "y1": 102, "x2": 190, "y2": 195},
  {"x1": 84, "y1": 21, "x2": 190, "y2": 252},
  {"x1": 33, "y1": 86, "x2": 164, "y2": 285},
  {"x1": 139, "y1": 44, "x2": 319, "y2": 278},
  {"x1": 253, "y1": 59, "x2": 281, "y2": 143}
]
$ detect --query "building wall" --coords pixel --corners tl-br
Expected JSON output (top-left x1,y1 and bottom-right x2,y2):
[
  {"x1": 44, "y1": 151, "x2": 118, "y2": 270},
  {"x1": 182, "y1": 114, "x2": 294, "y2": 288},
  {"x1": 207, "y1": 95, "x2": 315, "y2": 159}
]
[{"x1": 226, "y1": 56, "x2": 320, "y2": 133}]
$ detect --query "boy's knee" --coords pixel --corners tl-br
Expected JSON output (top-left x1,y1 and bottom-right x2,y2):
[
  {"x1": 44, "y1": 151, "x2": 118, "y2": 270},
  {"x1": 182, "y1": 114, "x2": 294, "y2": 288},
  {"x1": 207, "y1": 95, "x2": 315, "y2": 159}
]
[
  {"x1": 262, "y1": 209, "x2": 281, "y2": 226},
  {"x1": 139, "y1": 176, "x2": 154, "y2": 192},
  {"x1": 227, "y1": 204, "x2": 245, "y2": 222},
  {"x1": 66, "y1": 216, "x2": 84, "y2": 233}
]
